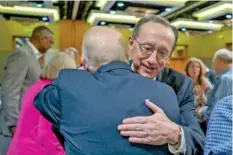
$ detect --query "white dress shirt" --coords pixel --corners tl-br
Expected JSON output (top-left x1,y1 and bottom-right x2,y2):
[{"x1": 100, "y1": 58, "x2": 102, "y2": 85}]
[
  {"x1": 27, "y1": 41, "x2": 42, "y2": 60},
  {"x1": 131, "y1": 63, "x2": 186, "y2": 154}
]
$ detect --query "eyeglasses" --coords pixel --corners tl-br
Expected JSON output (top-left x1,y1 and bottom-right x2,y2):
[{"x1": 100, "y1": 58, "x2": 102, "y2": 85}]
[{"x1": 134, "y1": 38, "x2": 170, "y2": 60}]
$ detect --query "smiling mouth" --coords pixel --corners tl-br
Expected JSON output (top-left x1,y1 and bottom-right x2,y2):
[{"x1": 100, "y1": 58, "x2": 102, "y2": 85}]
[{"x1": 143, "y1": 65, "x2": 155, "y2": 73}]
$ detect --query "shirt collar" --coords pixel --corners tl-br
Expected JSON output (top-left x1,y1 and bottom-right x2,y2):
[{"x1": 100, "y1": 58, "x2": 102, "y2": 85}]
[
  {"x1": 27, "y1": 41, "x2": 42, "y2": 59},
  {"x1": 219, "y1": 67, "x2": 232, "y2": 76},
  {"x1": 97, "y1": 61, "x2": 132, "y2": 73},
  {"x1": 131, "y1": 62, "x2": 157, "y2": 80}
]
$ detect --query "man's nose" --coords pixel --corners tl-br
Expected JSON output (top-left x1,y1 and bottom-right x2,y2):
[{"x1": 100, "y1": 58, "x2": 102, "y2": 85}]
[{"x1": 146, "y1": 51, "x2": 158, "y2": 65}]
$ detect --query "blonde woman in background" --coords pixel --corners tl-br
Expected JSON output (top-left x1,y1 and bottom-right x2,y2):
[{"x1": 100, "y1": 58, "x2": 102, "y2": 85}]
[
  {"x1": 185, "y1": 57, "x2": 213, "y2": 134},
  {"x1": 64, "y1": 47, "x2": 78, "y2": 62},
  {"x1": 7, "y1": 53, "x2": 77, "y2": 155}
]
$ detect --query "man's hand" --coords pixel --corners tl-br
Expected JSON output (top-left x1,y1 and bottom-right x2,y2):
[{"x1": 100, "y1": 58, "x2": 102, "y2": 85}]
[
  {"x1": 118, "y1": 99, "x2": 181, "y2": 147},
  {"x1": 9, "y1": 126, "x2": 16, "y2": 135}
]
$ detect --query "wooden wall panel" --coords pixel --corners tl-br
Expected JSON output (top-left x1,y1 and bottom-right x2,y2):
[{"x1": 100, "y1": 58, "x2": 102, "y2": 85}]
[
  {"x1": 74, "y1": 21, "x2": 91, "y2": 65},
  {"x1": 60, "y1": 20, "x2": 90, "y2": 65},
  {"x1": 60, "y1": 20, "x2": 73, "y2": 50},
  {"x1": 168, "y1": 59, "x2": 187, "y2": 74}
]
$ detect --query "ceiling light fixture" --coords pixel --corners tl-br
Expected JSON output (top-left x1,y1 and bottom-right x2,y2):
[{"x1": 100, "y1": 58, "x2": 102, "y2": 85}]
[
  {"x1": 110, "y1": 11, "x2": 116, "y2": 14},
  {"x1": 117, "y1": 2, "x2": 124, "y2": 7},
  {"x1": 100, "y1": 21, "x2": 106, "y2": 25},
  {"x1": 181, "y1": 28, "x2": 186, "y2": 31},
  {"x1": 87, "y1": 11, "x2": 140, "y2": 25},
  {"x1": 42, "y1": 17, "x2": 48, "y2": 21},
  {"x1": 226, "y1": 14, "x2": 232, "y2": 19},
  {"x1": 193, "y1": 2, "x2": 233, "y2": 20},
  {"x1": 165, "y1": 8, "x2": 172, "y2": 12},
  {"x1": 36, "y1": 4, "x2": 43, "y2": 8},
  {"x1": 172, "y1": 19, "x2": 224, "y2": 30},
  {"x1": 96, "y1": 0, "x2": 108, "y2": 10},
  {"x1": 0, "y1": 5, "x2": 60, "y2": 21}
]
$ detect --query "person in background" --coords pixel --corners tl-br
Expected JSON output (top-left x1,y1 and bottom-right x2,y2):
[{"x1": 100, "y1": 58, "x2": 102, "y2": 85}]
[
  {"x1": 199, "y1": 49, "x2": 232, "y2": 121},
  {"x1": 204, "y1": 64, "x2": 216, "y2": 85},
  {"x1": 119, "y1": 15, "x2": 204, "y2": 154},
  {"x1": 64, "y1": 47, "x2": 78, "y2": 62},
  {"x1": 34, "y1": 26, "x2": 183, "y2": 155},
  {"x1": 204, "y1": 95, "x2": 232, "y2": 155},
  {"x1": 185, "y1": 57, "x2": 212, "y2": 134},
  {"x1": 7, "y1": 53, "x2": 76, "y2": 155},
  {"x1": 0, "y1": 26, "x2": 54, "y2": 155}
]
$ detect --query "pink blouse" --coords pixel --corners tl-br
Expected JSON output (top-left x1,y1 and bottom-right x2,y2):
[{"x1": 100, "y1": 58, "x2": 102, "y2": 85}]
[{"x1": 7, "y1": 79, "x2": 65, "y2": 155}]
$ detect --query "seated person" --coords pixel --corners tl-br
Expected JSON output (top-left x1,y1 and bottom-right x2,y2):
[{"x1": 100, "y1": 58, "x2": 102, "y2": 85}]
[
  {"x1": 34, "y1": 27, "x2": 183, "y2": 155},
  {"x1": 7, "y1": 53, "x2": 77, "y2": 155}
]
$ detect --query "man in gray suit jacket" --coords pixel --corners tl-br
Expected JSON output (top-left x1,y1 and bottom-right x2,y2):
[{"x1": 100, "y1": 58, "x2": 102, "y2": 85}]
[{"x1": 0, "y1": 26, "x2": 54, "y2": 154}]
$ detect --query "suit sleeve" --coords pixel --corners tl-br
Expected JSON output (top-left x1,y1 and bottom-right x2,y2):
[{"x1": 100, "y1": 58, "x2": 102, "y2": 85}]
[
  {"x1": 205, "y1": 77, "x2": 232, "y2": 119},
  {"x1": 1, "y1": 50, "x2": 29, "y2": 127},
  {"x1": 34, "y1": 81, "x2": 61, "y2": 128},
  {"x1": 178, "y1": 79, "x2": 205, "y2": 155}
]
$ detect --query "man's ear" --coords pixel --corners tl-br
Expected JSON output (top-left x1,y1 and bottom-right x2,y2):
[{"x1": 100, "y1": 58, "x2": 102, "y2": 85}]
[
  {"x1": 81, "y1": 57, "x2": 88, "y2": 70},
  {"x1": 128, "y1": 36, "x2": 134, "y2": 56}
]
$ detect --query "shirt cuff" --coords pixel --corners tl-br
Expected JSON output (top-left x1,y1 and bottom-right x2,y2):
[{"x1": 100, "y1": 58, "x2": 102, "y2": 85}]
[{"x1": 168, "y1": 127, "x2": 186, "y2": 154}]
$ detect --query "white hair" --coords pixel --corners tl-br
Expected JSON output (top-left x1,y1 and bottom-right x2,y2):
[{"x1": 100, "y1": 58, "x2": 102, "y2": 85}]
[
  {"x1": 213, "y1": 49, "x2": 232, "y2": 63},
  {"x1": 82, "y1": 28, "x2": 127, "y2": 70}
]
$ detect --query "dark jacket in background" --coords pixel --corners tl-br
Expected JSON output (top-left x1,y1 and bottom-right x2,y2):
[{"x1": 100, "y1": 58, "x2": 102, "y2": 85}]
[
  {"x1": 205, "y1": 69, "x2": 216, "y2": 85},
  {"x1": 35, "y1": 62, "x2": 181, "y2": 155}
]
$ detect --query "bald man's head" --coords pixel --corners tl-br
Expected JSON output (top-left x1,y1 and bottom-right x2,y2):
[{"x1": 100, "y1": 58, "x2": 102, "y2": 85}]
[{"x1": 82, "y1": 26, "x2": 127, "y2": 72}]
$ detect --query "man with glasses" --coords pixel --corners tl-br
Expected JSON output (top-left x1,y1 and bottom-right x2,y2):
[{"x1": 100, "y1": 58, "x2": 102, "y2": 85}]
[{"x1": 118, "y1": 15, "x2": 204, "y2": 154}]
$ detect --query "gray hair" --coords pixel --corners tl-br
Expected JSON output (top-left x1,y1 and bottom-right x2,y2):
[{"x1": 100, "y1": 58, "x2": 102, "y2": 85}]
[
  {"x1": 82, "y1": 27, "x2": 127, "y2": 70},
  {"x1": 41, "y1": 53, "x2": 77, "y2": 80},
  {"x1": 132, "y1": 15, "x2": 178, "y2": 53},
  {"x1": 213, "y1": 49, "x2": 232, "y2": 63}
]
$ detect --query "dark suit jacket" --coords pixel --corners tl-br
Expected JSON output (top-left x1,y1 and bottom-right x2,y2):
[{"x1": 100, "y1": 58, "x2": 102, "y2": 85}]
[
  {"x1": 35, "y1": 62, "x2": 182, "y2": 155},
  {"x1": 205, "y1": 69, "x2": 216, "y2": 85},
  {"x1": 157, "y1": 67, "x2": 205, "y2": 155}
]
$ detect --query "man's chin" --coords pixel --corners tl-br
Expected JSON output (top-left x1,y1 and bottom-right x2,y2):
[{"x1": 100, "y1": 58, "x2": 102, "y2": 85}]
[{"x1": 138, "y1": 70, "x2": 156, "y2": 79}]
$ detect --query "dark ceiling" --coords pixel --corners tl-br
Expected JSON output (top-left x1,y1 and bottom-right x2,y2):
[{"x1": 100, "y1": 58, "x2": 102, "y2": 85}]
[{"x1": 0, "y1": 0, "x2": 232, "y2": 33}]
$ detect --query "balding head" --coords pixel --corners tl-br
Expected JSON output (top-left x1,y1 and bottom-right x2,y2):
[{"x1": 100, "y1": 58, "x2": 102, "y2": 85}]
[
  {"x1": 212, "y1": 48, "x2": 232, "y2": 75},
  {"x1": 82, "y1": 26, "x2": 127, "y2": 72}
]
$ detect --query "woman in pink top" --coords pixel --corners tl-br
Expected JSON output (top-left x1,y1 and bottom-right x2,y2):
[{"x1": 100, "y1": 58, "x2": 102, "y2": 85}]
[{"x1": 7, "y1": 53, "x2": 77, "y2": 155}]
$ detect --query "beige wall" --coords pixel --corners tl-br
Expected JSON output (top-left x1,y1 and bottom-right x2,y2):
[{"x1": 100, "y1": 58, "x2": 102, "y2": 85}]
[
  {"x1": 0, "y1": 19, "x2": 60, "y2": 52},
  {"x1": 188, "y1": 28, "x2": 232, "y2": 58}
]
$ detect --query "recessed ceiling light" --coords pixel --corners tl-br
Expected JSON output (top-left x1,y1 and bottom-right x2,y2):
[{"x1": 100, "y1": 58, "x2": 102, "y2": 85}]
[
  {"x1": 42, "y1": 17, "x2": 48, "y2": 21},
  {"x1": 165, "y1": 8, "x2": 172, "y2": 12},
  {"x1": 100, "y1": 21, "x2": 106, "y2": 25},
  {"x1": 110, "y1": 11, "x2": 116, "y2": 14},
  {"x1": 226, "y1": 14, "x2": 232, "y2": 19},
  {"x1": 36, "y1": 4, "x2": 43, "y2": 8},
  {"x1": 172, "y1": 19, "x2": 223, "y2": 30},
  {"x1": 129, "y1": 27, "x2": 134, "y2": 31},
  {"x1": 117, "y1": 2, "x2": 124, "y2": 7},
  {"x1": 181, "y1": 28, "x2": 186, "y2": 31}
]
